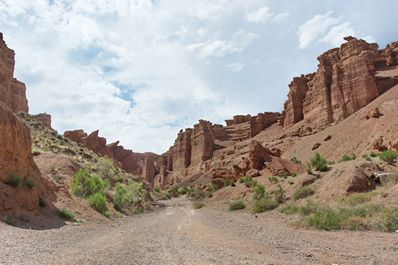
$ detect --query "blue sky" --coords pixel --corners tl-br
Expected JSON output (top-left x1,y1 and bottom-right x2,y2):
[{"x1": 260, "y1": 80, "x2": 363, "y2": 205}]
[{"x1": 1, "y1": 0, "x2": 397, "y2": 153}]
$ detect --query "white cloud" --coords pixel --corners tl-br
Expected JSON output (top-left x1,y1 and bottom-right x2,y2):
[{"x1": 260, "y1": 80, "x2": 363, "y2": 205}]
[
  {"x1": 247, "y1": 6, "x2": 272, "y2": 23},
  {"x1": 247, "y1": 6, "x2": 289, "y2": 24},
  {"x1": 186, "y1": 31, "x2": 257, "y2": 58},
  {"x1": 226, "y1": 62, "x2": 244, "y2": 72},
  {"x1": 298, "y1": 11, "x2": 341, "y2": 49},
  {"x1": 298, "y1": 11, "x2": 375, "y2": 49}
]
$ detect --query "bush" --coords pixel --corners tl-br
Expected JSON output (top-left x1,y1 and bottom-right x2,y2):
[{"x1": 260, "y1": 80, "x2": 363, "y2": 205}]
[
  {"x1": 370, "y1": 151, "x2": 378, "y2": 158},
  {"x1": 309, "y1": 153, "x2": 329, "y2": 172},
  {"x1": 239, "y1": 176, "x2": 257, "y2": 187},
  {"x1": 307, "y1": 207, "x2": 341, "y2": 230},
  {"x1": 342, "y1": 192, "x2": 373, "y2": 206},
  {"x1": 113, "y1": 182, "x2": 146, "y2": 212},
  {"x1": 279, "y1": 204, "x2": 300, "y2": 215},
  {"x1": 57, "y1": 209, "x2": 75, "y2": 220},
  {"x1": 293, "y1": 187, "x2": 315, "y2": 201},
  {"x1": 224, "y1": 179, "x2": 233, "y2": 187},
  {"x1": 377, "y1": 208, "x2": 398, "y2": 232},
  {"x1": 378, "y1": 150, "x2": 398, "y2": 165},
  {"x1": 151, "y1": 189, "x2": 171, "y2": 200},
  {"x1": 88, "y1": 193, "x2": 108, "y2": 214},
  {"x1": 268, "y1": 176, "x2": 278, "y2": 183},
  {"x1": 229, "y1": 200, "x2": 246, "y2": 211},
  {"x1": 7, "y1": 175, "x2": 22, "y2": 188},
  {"x1": 274, "y1": 185, "x2": 286, "y2": 203},
  {"x1": 188, "y1": 187, "x2": 206, "y2": 201},
  {"x1": 252, "y1": 184, "x2": 267, "y2": 200},
  {"x1": 340, "y1": 153, "x2": 356, "y2": 162},
  {"x1": 24, "y1": 178, "x2": 36, "y2": 189},
  {"x1": 252, "y1": 198, "x2": 278, "y2": 213},
  {"x1": 71, "y1": 169, "x2": 108, "y2": 197},
  {"x1": 96, "y1": 157, "x2": 117, "y2": 178},
  {"x1": 193, "y1": 201, "x2": 205, "y2": 209}
]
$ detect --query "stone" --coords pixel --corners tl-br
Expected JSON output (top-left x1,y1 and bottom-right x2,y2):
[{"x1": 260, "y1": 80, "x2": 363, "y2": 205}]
[
  {"x1": 365, "y1": 107, "x2": 381, "y2": 119},
  {"x1": 312, "y1": 143, "x2": 321, "y2": 150},
  {"x1": 372, "y1": 137, "x2": 388, "y2": 151},
  {"x1": 299, "y1": 175, "x2": 317, "y2": 187},
  {"x1": 390, "y1": 138, "x2": 398, "y2": 151},
  {"x1": 324, "y1": 135, "x2": 332, "y2": 141}
]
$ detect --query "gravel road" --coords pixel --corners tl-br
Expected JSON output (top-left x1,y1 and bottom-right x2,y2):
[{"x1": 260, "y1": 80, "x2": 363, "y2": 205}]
[{"x1": 1, "y1": 196, "x2": 398, "y2": 265}]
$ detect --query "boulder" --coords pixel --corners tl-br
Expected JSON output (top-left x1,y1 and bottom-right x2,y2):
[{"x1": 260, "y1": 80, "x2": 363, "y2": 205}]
[{"x1": 365, "y1": 107, "x2": 381, "y2": 119}]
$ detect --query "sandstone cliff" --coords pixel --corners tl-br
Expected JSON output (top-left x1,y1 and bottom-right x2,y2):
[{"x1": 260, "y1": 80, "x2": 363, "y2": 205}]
[{"x1": 282, "y1": 37, "x2": 398, "y2": 129}]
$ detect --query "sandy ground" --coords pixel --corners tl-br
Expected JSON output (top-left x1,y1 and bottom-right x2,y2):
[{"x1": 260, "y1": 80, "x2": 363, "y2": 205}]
[{"x1": 1, "y1": 196, "x2": 398, "y2": 265}]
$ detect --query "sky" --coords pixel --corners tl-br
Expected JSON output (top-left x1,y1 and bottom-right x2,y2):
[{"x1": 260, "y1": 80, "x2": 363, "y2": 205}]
[{"x1": 1, "y1": 0, "x2": 397, "y2": 153}]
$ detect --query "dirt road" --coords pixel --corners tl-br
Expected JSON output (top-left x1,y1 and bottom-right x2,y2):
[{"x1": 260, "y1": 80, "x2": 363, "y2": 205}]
[{"x1": 1, "y1": 196, "x2": 398, "y2": 265}]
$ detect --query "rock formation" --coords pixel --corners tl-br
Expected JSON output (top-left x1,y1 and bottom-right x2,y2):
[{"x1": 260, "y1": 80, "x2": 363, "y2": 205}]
[
  {"x1": 282, "y1": 37, "x2": 398, "y2": 129},
  {"x1": 33, "y1": 113, "x2": 52, "y2": 129},
  {"x1": 0, "y1": 34, "x2": 29, "y2": 113}
]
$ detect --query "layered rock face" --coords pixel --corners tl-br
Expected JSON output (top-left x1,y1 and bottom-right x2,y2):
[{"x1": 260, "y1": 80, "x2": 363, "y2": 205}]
[
  {"x1": 0, "y1": 34, "x2": 29, "y2": 113},
  {"x1": 0, "y1": 103, "x2": 38, "y2": 184},
  {"x1": 33, "y1": 113, "x2": 52, "y2": 129},
  {"x1": 282, "y1": 37, "x2": 398, "y2": 129},
  {"x1": 63, "y1": 129, "x2": 160, "y2": 184}
]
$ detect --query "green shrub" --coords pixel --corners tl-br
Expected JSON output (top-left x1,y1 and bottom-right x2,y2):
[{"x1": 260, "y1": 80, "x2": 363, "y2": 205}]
[
  {"x1": 290, "y1": 156, "x2": 302, "y2": 164},
  {"x1": 224, "y1": 179, "x2": 233, "y2": 187},
  {"x1": 342, "y1": 192, "x2": 373, "y2": 206},
  {"x1": 268, "y1": 176, "x2": 278, "y2": 183},
  {"x1": 274, "y1": 185, "x2": 286, "y2": 204},
  {"x1": 24, "y1": 178, "x2": 36, "y2": 189},
  {"x1": 187, "y1": 187, "x2": 206, "y2": 201},
  {"x1": 88, "y1": 193, "x2": 108, "y2": 214},
  {"x1": 252, "y1": 198, "x2": 278, "y2": 213},
  {"x1": 7, "y1": 175, "x2": 22, "y2": 188},
  {"x1": 240, "y1": 176, "x2": 257, "y2": 187},
  {"x1": 378, "y1": 150, "x2": 398, "y2": 165},
  {"x1": 71, "y1": 169, "x2": 108, "y2": 197},
  {"x1": 307, "y1": 207, "x2": 341, "y2": 230},
  {"x1": 370, "y1": 151, "x2": 378, "y2": 158},
  {"x1": 293, "y1": 186, "x2": 315, "y2": 200},
  {"x1": 152, "y1": 189, "x2": 171, "y2": 200},
  {"x1": 96, "y1": 157, "x2": 117, "y2": 178},
  {"x1": 377, "y1": 208, "x2": 398, "y2": 232},
  {"x1": 113, "y1": 182, "x2": 146, "y2": 212},
  {"x1": 340, "y1": 153, "x2": 357, "y2": 162},
  {"x1": 57, "y1": 209, "x2": 75, "y2": 220},
  {"x1": 279, "y1": 204, "x2": 300, "y2": 215},
  {"x1": 252, "y1": 184, "x2": 267, "y2": 200},
  {"x1": 306, "y1": 162, "x2": 313, "y2": 174},
  {"x1": 193, "y1": 201, "x2": 205, "y2": 209},
  {"x1": 309, "y1": 153, "x2": 329, "y2": 172},
  {"x1": 177, "y1": 187, "x2": 188, "y2": 195},
  {"x1": 229, "y1": 200, "x2": 246, "y2": 211}
]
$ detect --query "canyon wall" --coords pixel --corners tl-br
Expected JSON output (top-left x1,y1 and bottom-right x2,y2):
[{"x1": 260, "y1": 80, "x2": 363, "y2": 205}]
[{"x1": 282, "y1": 37, "x2": 398, "y2": 129}]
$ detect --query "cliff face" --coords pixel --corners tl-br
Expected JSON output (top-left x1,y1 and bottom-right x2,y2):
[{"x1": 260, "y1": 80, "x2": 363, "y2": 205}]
[
  {"x1": 63, "y1": 129, "x2": 160, "y2": 184},
  {"x1": 282, "y1": 37, "x2": 398, "y2": 129},
  {"x1": 0, "y1": 33, "x2": 29, "y2": 113},
  {"x1": 0, "y1": 33, "x2": 44, "y2": 213}
]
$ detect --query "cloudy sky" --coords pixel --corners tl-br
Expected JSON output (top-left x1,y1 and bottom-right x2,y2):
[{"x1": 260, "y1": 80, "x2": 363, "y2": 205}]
[{"x1": 1, "y1": 0, "x2": 397, "y2": 153}]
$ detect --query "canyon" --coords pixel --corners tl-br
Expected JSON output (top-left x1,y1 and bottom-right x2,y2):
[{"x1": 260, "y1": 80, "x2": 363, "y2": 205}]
[{"x1": 62, "y1": 36, "x2": 398, "y2": 189}]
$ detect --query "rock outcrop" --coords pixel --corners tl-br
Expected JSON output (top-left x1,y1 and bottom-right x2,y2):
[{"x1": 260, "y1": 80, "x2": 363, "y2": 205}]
[
  {"x1": 64, "y1": 129, "x2": 161, "y2": 185},
  {"x1": 33, "y1": 113, "x2": 52, "y2": 129},
  {"x1": 282, "y1": 37, "x2": 398, "y2": 129},
  {"x1": 0, "y1": 34, "x2": 29, "y2": 113}
]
